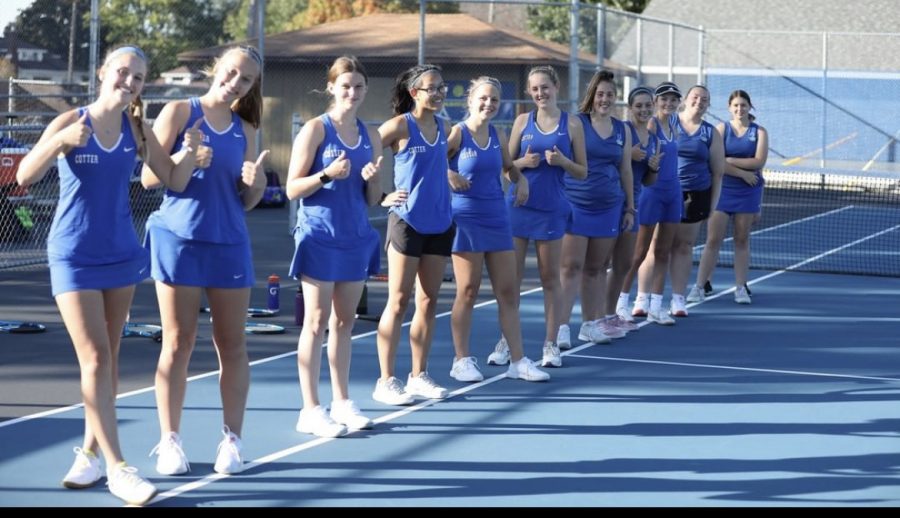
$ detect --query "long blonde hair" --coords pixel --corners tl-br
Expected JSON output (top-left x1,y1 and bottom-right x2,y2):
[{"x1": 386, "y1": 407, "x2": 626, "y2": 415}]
[
  {"x1": 101, "y1": 45, "x2": 148, "y2": 160},
  {"x1": 205, "y1": 46, "x2": 264, "y2": 128}
]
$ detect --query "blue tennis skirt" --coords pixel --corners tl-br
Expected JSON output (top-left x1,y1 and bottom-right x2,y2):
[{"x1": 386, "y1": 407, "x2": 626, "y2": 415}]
[
  {"x1": 290, "y1": 226, "x2": 380, "y2": 282},
  {"x1": 145, "y1": 222, "x2": 254, "y2": 289},
  {"x1": 452, "y1": 197, "x2": 513, "y2": 253},
  {"x1": 49, "y1": 249, "x2": 150, "y2": 297},
  {"x1": 566, "y1": 201, "x2": 624, "y2": 238}
]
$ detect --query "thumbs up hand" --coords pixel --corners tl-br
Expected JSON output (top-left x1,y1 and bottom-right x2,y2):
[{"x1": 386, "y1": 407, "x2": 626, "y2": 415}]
[
  {"x1": 361, "y1": 155, "x2": 382, "y2": 182},
  {"x1": 61, "y1": 111, "x2": 92, "y2": 148},
  {"x1": 325, "y1": 150, "x2": 351, "y2": 180},
  {"x1": 520, "y1": 144, "x2": 540, "y2": 169},
  {"x1": 544, "y1": 145, "x2": 565, "y2": 166},
  {"x1": 242, "y1": 149, "x2": 269, "y2": 190},
  {"x1": 182, "y1": 118, "x2": 205, "y2": 155}
]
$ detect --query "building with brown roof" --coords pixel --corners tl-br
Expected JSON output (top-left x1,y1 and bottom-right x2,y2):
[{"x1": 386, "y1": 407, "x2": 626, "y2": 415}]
[{"x1": 178, "y1": 12, "x2": 628, "y2": 175}]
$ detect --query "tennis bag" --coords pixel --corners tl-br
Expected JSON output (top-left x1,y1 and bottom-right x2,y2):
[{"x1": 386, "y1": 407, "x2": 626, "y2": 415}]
[{"x1": 258, "y1": 169, "x2": 286, "y2": 208}]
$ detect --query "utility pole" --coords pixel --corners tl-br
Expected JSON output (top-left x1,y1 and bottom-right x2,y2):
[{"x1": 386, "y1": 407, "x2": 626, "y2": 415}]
[{"x1": 67, "y1": 0, "x2": 78, "y2": 84}]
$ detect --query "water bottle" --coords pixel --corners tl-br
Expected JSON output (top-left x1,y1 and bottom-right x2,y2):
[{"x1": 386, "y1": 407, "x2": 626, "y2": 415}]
[
  {"x1": 267, "y1": 274, "x2": 280, "y2": 313},
  {"x1": 294, "y1": 285, "x2": 304, "y2": 326}
]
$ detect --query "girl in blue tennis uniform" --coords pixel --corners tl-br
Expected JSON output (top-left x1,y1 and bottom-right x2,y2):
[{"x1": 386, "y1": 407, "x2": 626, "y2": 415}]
[
  {"x1": 446, "y1": 76, "x2": 549, "y2": 384},
  {"x1": 286, "y1": 56, "x2": 382, "y2": 437},
  {"x1": 667, "y1": 85, "x2": 724, "y2": 317},
  {"x1": 17, "y1": 45, "x2": 198, "y2": 506},
  {"x1": 372, "y1": 64, "x2": 455, "y2": 406},
  {"x1": 559, "y1": 70, "x2": 635, "y2": 348},
  {"x1": 690, "y1": 90, "x2": 768, "y2": 305},
  {"x1": 142, "y1": 46, "x2": 267, "y2": 477},
  {"x1": 493, "y1": 65, "x2": 587, "y2": 369},
  {"x1": 629, "y1": 82, "x2": 684, "y2": 325},
  {"x1": 612, "y1": 86, "x2": 660, "y2": 325}
]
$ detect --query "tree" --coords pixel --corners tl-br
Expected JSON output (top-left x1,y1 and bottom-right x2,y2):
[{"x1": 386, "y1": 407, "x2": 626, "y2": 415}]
[
  {"x1": 99, "y1": 0, "x2": 240, "y2": 79},
  {"x1": 526, "y1": 0, "x2": 649, "y2": 53},
  {"x1": 9, "y1": 0, "x2": 93, "y2": 70},
  {"x1": 223, "y1": 0, "x2": 309, "y2": 40}
]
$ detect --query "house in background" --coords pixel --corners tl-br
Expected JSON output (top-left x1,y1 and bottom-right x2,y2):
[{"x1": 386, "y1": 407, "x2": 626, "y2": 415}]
[
  {"x1": 177, "y1": 12, "x2": 628, "y2": 177},
  {"x1": 0, "y1": 36, "x2": 89, "y2": 83}
]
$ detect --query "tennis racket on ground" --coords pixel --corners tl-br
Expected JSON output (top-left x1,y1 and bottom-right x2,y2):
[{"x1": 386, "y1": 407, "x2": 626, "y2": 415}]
[
  {"x1": 200, "y1": 307, "x2": 279, "y2": 318},
  {"x1": 122, "y1": 322, "x2": 163, "y2": 342},
  {"x1": 0, "y1": 320, "x2": 47, "y2": 333},
  {"x1": 244, "y1": 322, "x2": 285, "y2": 335}
]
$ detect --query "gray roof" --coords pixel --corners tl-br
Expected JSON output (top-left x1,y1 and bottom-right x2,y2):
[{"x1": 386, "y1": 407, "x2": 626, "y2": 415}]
[{"x1": 611, "y1": 0, "x2": 900, "y2": 72}]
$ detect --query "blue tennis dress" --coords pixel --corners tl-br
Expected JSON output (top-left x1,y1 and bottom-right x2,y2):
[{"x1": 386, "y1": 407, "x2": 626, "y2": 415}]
[
  {"x1": 48, "y1": 108, "x2": 149, "y2": 296},
  {"x1": 508, "y1": 111, "x2": 573, "y2": 240},
  {"x1": 289, "y1": 114, "x2": 380, "y2": 282},
  {"x1": 449, "y1": 123, "x2": 513, "y2": 253},
  {"x1": 145, "y1": 97, "x2": 254, "y2": 288},
  {"x1": 718, "y1": 122, "x2": 764, "y2": 214}
]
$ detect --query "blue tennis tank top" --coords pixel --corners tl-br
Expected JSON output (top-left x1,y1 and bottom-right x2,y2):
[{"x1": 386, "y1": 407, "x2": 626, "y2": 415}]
[
  {"x1": 722, "y1": 122, "x2": 764, "y2": 189},
  {"x1": 675, "y1": 118, "x2": 715, "y2": 191},
  {"x1": 47, "y1": 108, "x2": 142, "y2": 263},
  {"x1": 390, "y1": 113, "x2": 452, "y2": 234},
  {"x1": 625, "y1": 120, "x2": 657, "y2": 202},
  {"x1": 565, "y1": 114, "x2": 625, "y2": 210},
  {"x1": 156, "y1": 97, "x2": 248, "y2": 244},
  {"x1": 648, "y1": 114, "x2": 680, "y2": 194},
  {"x1": 510, "y1": 110, "x2": 572, "y2": 212},
  {"x1": 449, "y1": 123, "x2": 504, "y2": 204},
  {"x1": 298, "y1": 114, "x2": 373, "y2": 239}
]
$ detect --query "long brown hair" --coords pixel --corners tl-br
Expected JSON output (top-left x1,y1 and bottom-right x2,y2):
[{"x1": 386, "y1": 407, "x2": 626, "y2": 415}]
[
  {"x1": 206, "y1": 46, "x2": 264, "y2": 128},
  {"x1": 578, "y1": 69, "x2": 615, "y2": 114}
]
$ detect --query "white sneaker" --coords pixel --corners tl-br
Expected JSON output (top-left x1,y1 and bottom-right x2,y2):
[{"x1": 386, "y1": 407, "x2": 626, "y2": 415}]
[
  {"x1": 372, "y1": 376, "x2": 415, "y2": 406},
  {"x1": 62, "y1": 447, "x2": 102, "y2": 489},
  {"x1": 486, "y1": 337, "x2": 510, "y2": 365},
  {"x1": 296, "y1": 405, "x2": 348, "y2": 438},
  {"x1": 406, "y1": 372, "x2": 449, "y2": 399},
  {"x1": 647, "y1": 308, "x2": 676, "y2": 325},
  {"x1": 578, "y1": 321, "x2": 612, "y2": 344},
  {"x1": 686, "y1": 284, "x2": 705, "y2": 303},
  {"x1": 150, "y1": 431, "x2": 190, "y2": 476},
  {"x1": 541, "y1": 341, "x2": 562, "y2": 368},
  {"x1": 106, "y1": 464, "x2": 157, "y2": 506},
  {"x1": 557, "y1": 325, "x2": 571, "y2": 350},
  {"x1": 597, "y1": 318, "x2": 627, "y2": 339},
  {"x1": 632, "y1": 296, "x2": 649, "y2": 317},
  {"x1": 670, "y1": 295, "x2": 688, "y2": 317},
  {"x1": 734, "y1": 286, "x2": 752, "y2": 304},
  {"x1": 616, "y1": 303, "x2": 636, "y2": 323},
  {"x1": 330, "y1": 399, "x2": 373, "y2": 430},
  {"x1": 450, "y1": 356, "x2": 484, "y2": 382},
  {"x1": 612, "y1": 315, "x2": 638, "y2": 333},
  {"x1": 213, "y1": 425, "x2": 244, "y2": 474},
  {"x1": 507, "y1": 358, "x2": 550, "y2": 381}
]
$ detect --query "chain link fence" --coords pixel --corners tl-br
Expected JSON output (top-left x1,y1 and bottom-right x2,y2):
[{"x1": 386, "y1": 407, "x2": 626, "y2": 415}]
[{"x1": 2, "y1": 0, "x2": 897, "y2": 271}]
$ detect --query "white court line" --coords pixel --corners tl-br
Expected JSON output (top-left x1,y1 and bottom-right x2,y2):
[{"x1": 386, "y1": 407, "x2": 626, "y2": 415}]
[
  {"x1": 151, "y1": 286, "x2": 548, "y2": 504},
  {"x1": 6, "y1": 219, "x2": 898, "y2": 503},
  {"x1": 154, "y1": 220, "x2": 900, "y2": 504},
  {"x1": 693, "y1": 205, "x2": 854, "y2": 252},
  {"x1": 565, "y1": 354, "x2": 900, "y2": 383},
  {"x1": 0, "y1": 288, "x2": 546, "y2": 431}
]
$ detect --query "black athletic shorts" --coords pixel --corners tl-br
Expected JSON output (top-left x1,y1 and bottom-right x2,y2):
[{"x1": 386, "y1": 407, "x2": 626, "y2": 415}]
[
  {"x1": 681, "y1": 188, "x2": 712, "y2": 223},
  {"x1": 386, "y1": 212, "x2": 455, "y2": 257}
]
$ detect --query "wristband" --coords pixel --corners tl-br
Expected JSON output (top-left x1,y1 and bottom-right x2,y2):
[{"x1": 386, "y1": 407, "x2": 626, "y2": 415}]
[{"x1": 320, "y1": 173, "x2": 333, "y2": 185}]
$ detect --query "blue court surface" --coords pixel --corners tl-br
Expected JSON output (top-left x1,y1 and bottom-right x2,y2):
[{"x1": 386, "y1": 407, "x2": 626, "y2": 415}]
[
  {"x1": 2, "y1": 193, "x2": 899, "y2": 507},
  {"x1": 1, "y1": 259, "x2": 899, "y2": 506}
]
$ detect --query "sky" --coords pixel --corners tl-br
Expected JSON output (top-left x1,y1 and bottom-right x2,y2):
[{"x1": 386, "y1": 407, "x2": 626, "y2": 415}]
[{"x1": 0, "y1": 0, "x2": 33, "y2": 33}]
